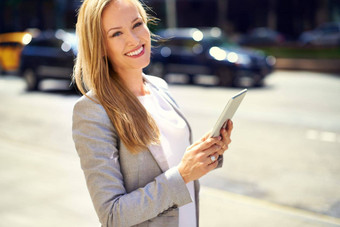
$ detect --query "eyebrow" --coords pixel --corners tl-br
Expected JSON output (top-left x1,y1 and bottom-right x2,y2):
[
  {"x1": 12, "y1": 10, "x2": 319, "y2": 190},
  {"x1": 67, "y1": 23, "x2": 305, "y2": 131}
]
[{"x1": 107, "y1": 17, "x2": 140, "y2": 34}]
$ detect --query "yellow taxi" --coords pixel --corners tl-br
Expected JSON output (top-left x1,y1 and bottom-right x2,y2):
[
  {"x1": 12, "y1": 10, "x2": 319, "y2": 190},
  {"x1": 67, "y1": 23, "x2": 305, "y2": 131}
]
[{"x1": 0, "y1": 32, "x2": 32, "y2": 73}]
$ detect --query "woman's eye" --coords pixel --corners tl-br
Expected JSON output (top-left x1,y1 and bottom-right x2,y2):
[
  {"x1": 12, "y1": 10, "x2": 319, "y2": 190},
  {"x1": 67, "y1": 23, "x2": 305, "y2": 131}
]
[
  {"x1": 133, "y1": 22, "x2": 143, "y2": 28},
  {"x1": 112, "y1": 31, "x2": 122, "y2": 37}
]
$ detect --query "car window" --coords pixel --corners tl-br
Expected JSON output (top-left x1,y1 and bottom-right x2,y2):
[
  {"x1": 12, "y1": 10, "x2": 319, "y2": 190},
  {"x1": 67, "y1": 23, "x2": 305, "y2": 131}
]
[
  {"x1": 323, "y1": 26, "x2": 340, "y2": 34},
  {"x1": 30, "y1": 38, "x2": 63, "y2": 48},
  {"x1": 165, "y1": 38, "x2": 202, "y2": 55},
  {"x1": 0, "y1": 42, "x2": 22, "y2": 47},
  {"x1": 319, "y1": 23, "x2": 340, "y2": 34},
  {"x1": 206, "y1": 37, "x2": 226, "y2": 47}
]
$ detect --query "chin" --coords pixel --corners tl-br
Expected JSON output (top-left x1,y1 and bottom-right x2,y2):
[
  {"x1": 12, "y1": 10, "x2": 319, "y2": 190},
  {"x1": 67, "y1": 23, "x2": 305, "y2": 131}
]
[{"x1": 141, "y1": 56, "x2": 151, "y2": 68}]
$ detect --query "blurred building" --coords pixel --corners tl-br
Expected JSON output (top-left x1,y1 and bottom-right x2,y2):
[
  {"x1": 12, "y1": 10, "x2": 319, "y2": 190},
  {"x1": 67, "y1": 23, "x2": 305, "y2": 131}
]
[
  {"x1": 0, "y1": 0, "x2": 339, "y2": 39},
  {"x1": 150, "y1": 0, "x2": 340, "y2": 39},
  {"x1": 0, "y1": 0, "x2": 81, "y2": 33}
]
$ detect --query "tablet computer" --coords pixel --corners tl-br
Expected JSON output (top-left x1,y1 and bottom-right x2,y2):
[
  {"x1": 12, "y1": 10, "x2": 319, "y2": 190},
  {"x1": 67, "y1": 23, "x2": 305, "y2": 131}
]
[{"x1": 210, "y1": 89, "x2": 247, "y2": 137}]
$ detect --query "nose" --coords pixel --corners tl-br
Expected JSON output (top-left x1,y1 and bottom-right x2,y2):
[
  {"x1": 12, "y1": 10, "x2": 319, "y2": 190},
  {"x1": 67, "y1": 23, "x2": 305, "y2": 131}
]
[{"x1": 126, "y1": 30, "x2": 139, "y2": 46}]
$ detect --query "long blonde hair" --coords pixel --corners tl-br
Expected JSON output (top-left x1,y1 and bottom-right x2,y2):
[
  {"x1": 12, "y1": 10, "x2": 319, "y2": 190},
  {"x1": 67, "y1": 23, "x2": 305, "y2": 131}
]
[{"x1": 73, "y1": 0, "x2": 159, "y2": 153}]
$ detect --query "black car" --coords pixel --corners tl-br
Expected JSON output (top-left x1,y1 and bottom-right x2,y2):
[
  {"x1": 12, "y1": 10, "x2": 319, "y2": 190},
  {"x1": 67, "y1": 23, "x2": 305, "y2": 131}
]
[
  {"x1": 146, "y1": 27, "x2": 275, "y2": 87},
  {"x1": 19, "y1": 29, "x2": 77, "y2": 91},
  {"x1": 238, "y1": 27, "x2": 285, "y2": 46},
  {"x1": 299, "y1": 22, "x2": 340, "y2": 46}
]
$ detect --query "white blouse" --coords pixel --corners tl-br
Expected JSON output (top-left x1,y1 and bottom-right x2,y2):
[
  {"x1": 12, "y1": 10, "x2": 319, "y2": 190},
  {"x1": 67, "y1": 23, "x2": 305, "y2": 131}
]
[{"x1": 138, "y1": 83, "x2": 196, "y2": 227}]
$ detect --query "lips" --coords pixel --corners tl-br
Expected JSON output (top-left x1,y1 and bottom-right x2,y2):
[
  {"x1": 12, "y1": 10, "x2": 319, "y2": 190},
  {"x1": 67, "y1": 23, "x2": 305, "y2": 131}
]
[{"x1": 126, "y1": 45, "x2": 144, "y2": 57}]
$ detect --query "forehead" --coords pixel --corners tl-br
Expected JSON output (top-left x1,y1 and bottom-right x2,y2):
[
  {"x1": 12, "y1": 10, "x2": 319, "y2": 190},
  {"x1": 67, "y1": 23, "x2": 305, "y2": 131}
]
[{"x1": 102, "y1": 0, "x2": 140, "y2": 28}]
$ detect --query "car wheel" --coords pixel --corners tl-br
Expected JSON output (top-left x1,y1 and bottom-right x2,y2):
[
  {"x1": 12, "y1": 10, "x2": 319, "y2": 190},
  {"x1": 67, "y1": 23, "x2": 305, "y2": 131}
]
[
  {"x1": 23, "y1": 68, "x2": 40, "y2": 91},
  {"x1": 216, "y1": 67, "x2": 233, "y2": 87},
  {"x1": 233, "y1": 75, "x2": 255, "y2": 87},
  {"x1": 0, "y1": 62, "x2": 7, "y2": 75},
  {"x1": 187, "y1": 74, "x2": 195, "y2": 84}
]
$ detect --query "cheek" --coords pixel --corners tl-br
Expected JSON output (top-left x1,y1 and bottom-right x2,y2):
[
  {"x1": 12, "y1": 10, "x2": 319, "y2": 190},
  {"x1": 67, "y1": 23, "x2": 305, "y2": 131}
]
[
  {"x1": 140, "y1": 26, "x2": 151, "y2": 42},
  {"x1": 143, "y1": 31, "x2": 151, "y2": 53},
  {"x1": 106, "y1": 40, "x2": 123, "y2": 59}
]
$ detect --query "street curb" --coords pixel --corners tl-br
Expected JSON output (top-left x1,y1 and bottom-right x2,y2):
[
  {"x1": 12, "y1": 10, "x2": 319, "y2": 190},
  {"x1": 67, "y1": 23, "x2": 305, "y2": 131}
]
[
  {"x1": 201, "y1": 186, "x2": 340, "y2": 226},
  {"x1": 275, "y1": 58, "x2": 340, "y2": 73}
]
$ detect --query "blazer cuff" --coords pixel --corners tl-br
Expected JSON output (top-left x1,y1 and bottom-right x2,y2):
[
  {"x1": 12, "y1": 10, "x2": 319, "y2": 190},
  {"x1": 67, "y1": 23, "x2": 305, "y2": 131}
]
[
  {"x1": 216, "y1": 155, "x2": 224, "y2": 168},
  {"x1": 162, "y1": 166, "x2": 192, "y2": 207}
]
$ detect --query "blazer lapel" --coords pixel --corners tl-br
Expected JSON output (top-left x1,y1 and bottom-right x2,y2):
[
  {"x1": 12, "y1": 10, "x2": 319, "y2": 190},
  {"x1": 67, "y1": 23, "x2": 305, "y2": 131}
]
[
  {"x1": 144, "y1": 75, "x2": 193, "y2": 144},
  {"x1": 142, "y1": 74, "x2": 194, "y2": 173},
  {"x1": 147, "y1": 143, "x2": 169, "y2": 172}
]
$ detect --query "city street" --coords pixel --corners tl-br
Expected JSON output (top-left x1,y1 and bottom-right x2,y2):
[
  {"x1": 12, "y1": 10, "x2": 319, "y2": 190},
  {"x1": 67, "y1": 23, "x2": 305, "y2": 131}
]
[
  {"x1": 0, "y1": 70, "x2": 339, "y2": 226},
  {"x1": 171, "y1": 71, "x2": 340, "y2": 216}
]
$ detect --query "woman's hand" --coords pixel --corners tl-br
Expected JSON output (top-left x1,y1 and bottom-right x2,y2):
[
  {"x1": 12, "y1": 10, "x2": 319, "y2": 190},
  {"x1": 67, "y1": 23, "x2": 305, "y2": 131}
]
[
  {"x1": 178, "y1": 120, "x2": 233, "y2": 183},
  {"x1": 217, "y1": 119, "x2": 233, "y2": 155}
]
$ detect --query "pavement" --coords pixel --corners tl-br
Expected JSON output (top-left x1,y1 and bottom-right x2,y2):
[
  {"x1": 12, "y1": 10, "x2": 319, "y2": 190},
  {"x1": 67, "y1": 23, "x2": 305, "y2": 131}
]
[
  {"x1": 1, "y1": 136, "x2": 340, "y2": 227},
  {"x1": 200, "y1": 187, "x2": 340, "y2": 227},
  {"x1": 1, "y1": 72, "x2": 340, "y2": 226}
]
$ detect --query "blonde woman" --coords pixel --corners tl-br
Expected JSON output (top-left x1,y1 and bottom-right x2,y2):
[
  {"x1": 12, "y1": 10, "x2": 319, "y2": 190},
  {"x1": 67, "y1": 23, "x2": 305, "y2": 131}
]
[{"x1": 72, "y1": 0, "x2": 233, "y2": 226}]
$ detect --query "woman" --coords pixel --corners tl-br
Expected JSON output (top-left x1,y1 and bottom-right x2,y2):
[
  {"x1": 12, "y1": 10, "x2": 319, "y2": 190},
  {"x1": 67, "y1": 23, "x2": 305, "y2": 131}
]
[{"x1": 72, "y1": 0, "x2": 233, "y2": 226}]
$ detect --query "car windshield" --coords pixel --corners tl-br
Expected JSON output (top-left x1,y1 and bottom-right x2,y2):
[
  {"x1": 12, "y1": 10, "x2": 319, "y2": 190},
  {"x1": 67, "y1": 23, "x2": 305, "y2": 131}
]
[{"x1": 204, "y1": 36, "x2": 235, "y2": 48}]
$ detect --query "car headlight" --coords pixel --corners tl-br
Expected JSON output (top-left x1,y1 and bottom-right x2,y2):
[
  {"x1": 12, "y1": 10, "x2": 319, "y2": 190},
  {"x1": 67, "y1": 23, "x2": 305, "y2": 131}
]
[
  {"x1": 232, "y1": 52, "x2": 251, "y2": 66},
  {"x1": 192, "y1": 30, "x2": 204, "y2": 42},
  {"x1": 22, "y1": 33, "x2": 32, "y2": 45},
  {"x1": 226, "y1": 52, "x2": 238, "y2": 63},
  {"x1": 209, "y1": 46, "x2": 251, "y2": 66},
  {"x1": 266, "y1": 55, "x2": 276, "y2": 66},
  {"x1": 61, "y1": 42, "x2": 72, "y2": 52},
  {"x1": 209, "y1": 46, "x2": 227, "y2": 61}
]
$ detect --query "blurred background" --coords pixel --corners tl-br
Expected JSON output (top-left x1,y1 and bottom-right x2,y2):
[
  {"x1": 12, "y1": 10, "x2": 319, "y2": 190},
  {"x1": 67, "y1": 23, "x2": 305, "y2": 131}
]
[{"x1": 0, "y1": 0, "x2": 339, "y2": 226}]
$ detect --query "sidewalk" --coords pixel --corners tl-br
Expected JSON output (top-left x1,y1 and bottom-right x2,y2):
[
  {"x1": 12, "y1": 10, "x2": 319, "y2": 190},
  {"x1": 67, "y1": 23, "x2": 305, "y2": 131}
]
[
  {"x1": 1, "y1": 138, "x2": 340, "y2": 227},
  {"x1": 200, "y1": 187, "x2": 340, "y2": 227}
]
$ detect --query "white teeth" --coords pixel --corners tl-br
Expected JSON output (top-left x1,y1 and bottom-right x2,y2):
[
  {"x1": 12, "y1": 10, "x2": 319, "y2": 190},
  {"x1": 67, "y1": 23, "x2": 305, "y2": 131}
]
[{"x1": 126, "y1": 46, "x2": 143, "y2": 56}]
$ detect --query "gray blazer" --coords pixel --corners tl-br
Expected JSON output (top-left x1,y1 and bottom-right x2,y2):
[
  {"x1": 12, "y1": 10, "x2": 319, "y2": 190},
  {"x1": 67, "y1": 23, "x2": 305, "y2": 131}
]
[{"x1": 72, "y1": 75, "x2": 204, "y2": 227}]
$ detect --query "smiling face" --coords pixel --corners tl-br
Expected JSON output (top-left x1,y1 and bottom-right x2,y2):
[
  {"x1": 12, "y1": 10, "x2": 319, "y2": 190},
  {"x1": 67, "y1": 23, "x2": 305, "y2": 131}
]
[{"x1": 102, "y1": 0, "x2": 151, "y2": 75}]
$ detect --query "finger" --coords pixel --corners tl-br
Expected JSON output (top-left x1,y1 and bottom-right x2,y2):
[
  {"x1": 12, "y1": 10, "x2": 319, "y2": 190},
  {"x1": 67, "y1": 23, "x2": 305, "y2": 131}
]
[
  {"x1": 205, "y1": 152, "x2": 217, "y2": 165},
  {"x1": 217, "y1": 144, "x2": 228, "y2": 155},
  {"x1": 207, "y1": 156, "x2": 219, "y2": 169},
  {"x1": 226, "y1": 120, "x2": 233, "y2": 134},
  {"x1": 205, "y1": 140, "x2": 226, "y2": 157},
  {"x1": 214, "y1": 144, "x2": 226, "y2": 156},
  {"x1": 194, "y1": 136, "x2": 222, "y2": 152},
  {"x1": 220, "y1": 121, "x2": 232, "y2": 137},
  {"x1": 213, "y1": 137, "x2": 228, "y2": 148},
  {"x1": 187, "y1": 139, "x2": 202, "y2": 150},
  {"x1": 221, "y1": 126, "x2": 233, "y2": 142},
  {"x1": 214, "y1": 130, "x2": 231, "y2": 155},
  {"x1": 203, "y1": 143, "x2": 222, "y2": 157},
  {"x1": 220, "y1": 128, "x2": 231, "y2": 144},
  {"x1": 189, "y1": 131, "x2": 215, "y2": 149}
]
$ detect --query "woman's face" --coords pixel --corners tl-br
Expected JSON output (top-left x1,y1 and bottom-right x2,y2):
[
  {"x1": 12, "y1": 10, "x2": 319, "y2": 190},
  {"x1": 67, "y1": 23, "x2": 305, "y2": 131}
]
[{"x1": 102, "y1": 0, "x2": 151, "y2": 74}]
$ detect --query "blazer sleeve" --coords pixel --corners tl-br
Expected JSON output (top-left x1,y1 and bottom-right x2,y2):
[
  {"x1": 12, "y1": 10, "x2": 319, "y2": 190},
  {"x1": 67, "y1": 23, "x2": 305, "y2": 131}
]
[{"x1": 72, "y1": 95, "x2": 192, "y2": 227}]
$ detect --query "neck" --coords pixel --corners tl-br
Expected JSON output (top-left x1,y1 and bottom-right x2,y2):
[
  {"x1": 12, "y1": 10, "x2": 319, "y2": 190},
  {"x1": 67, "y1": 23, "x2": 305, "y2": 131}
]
[{"x1": 117, "y1": 69, "x2": 149, "y2": 96}]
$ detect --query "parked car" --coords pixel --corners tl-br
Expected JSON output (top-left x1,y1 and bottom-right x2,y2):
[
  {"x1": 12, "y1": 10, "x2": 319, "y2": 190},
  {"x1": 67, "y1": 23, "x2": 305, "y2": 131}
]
[
  {"x1": 19, "y1": 29, "x2": 77, "y2": 90},
  {"x1": 299, "y1": 22, "x2": 340, "y2": 46},
  {"x1": 0, "y1": 31, "x2": 32, "y2": 74},
  {"x1": 238, "y1": 27, "x2": 285, "y2": 46},
  {"x1": 145, "y1": 27, "x2": 275, "y2": 87}
]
